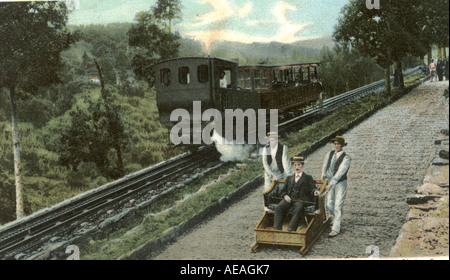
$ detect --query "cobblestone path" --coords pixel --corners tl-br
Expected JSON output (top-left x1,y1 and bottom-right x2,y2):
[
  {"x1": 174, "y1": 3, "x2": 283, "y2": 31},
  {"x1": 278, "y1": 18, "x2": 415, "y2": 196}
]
[{"x1": 154, "y1": 81, "x2": 449, "y2": 259}]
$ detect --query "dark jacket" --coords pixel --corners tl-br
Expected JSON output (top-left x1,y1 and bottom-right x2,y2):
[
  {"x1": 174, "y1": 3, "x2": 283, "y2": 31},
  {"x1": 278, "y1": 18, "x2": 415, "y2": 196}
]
[{"x1": 280, "y1": 172, "x2": 315, "y2": 203}]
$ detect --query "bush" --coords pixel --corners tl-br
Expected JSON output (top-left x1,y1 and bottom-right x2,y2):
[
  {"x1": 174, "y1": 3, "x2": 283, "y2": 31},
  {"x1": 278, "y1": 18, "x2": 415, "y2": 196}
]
[{"x1": 0, "y1": 172, "x2": 16, "y2": 224}]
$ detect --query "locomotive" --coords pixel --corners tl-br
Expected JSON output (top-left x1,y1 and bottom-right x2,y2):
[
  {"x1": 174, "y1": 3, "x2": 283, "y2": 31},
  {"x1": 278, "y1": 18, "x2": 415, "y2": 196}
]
[{"x1": 153, "y1": 56, "x2": 322, "y2": 151}]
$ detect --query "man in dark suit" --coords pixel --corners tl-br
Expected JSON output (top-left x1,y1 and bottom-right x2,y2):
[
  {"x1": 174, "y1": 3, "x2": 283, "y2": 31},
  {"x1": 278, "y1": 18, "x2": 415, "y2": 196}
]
[{"x1": 273, "y1": 156, "x2": 316, "y2": 231}]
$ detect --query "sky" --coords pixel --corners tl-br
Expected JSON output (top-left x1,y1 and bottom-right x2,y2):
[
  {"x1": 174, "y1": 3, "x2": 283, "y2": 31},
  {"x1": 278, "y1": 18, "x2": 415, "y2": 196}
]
[{"x1": 64, "y1": 0, "x2": 350, "y2": 49}]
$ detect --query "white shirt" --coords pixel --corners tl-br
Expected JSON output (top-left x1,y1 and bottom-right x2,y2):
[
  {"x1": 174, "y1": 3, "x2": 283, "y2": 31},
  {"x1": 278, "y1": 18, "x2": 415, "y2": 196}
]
[
  {"x1": 270, "y1": 144, "x2": 278, "y2": 159},
  {"x1": 220, "y1": 76, "x2": 227, "y2": 88},
  {"x1": 321, "y1": 150, "x2": 351, "y2": 186},
  {"x1": 294, "y1": 171, "x2": 303, "y2": 183}
]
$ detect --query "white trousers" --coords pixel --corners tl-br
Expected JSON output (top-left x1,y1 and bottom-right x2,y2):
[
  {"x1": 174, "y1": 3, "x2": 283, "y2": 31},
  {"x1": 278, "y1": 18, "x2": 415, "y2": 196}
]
[{"x1": 325, "y1": 180, "x2": 347, "y2": 233}]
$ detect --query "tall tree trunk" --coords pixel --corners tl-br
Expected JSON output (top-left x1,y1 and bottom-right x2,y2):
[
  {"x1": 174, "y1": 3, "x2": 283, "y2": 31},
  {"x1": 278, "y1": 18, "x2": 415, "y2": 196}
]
[
  {"x1": 440, "y1": 47, "x2": 447, "y2": 59},
  {"x1": 385, "y1": 67, "x2": 391, "y2": 95},
  {"x1": 419, "y1": 55, "x2": 425, "y2": 65},
  {"x1": 396, "y1": 60, "x2": 404, "y2": 89},
  {"x1": 94, "y1": 59, "x2": 124, "y2": 179},
  {"x1": 9, "y1": 85, "x2": 24, "y2": 219},
  {"x1": 427, "y1": 48, "x2": 433, "y2": 64}
]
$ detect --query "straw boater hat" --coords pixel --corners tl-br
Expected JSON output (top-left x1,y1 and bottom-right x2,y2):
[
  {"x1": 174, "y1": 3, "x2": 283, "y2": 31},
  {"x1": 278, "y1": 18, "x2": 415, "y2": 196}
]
[
  {"x1": 290, "y1": 156, "x2": 305, "y2": 164},
  {"x1": 331, "y1": 136, "x2": 347, "y2": 146},
  {"x1": 266, "y1": 131, "x2": 279, "y2": 139}
]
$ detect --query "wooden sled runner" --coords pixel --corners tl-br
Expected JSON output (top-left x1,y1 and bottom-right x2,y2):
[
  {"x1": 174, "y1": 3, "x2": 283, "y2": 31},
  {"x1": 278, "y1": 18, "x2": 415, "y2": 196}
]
[{"x1": 252, "y1": 179, "x2": 331, "y2": 255}]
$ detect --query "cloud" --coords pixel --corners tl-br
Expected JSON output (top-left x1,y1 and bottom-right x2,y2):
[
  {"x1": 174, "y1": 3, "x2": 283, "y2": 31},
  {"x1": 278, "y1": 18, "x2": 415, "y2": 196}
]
[
  {"x1": 271, "y1": 1, "x2": 313, "y2": 43},
  {"x1": 189, "y1": 0, "x2": 252, "y2": 27},
  {"x1": 185, "y1": 1, "x2": 316, "y2": 50}
]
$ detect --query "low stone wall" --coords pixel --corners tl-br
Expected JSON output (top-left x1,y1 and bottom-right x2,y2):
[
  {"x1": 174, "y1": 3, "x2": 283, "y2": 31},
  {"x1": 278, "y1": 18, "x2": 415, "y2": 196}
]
[{"x1": 390, "y1": 138, "x2": 449, "y2": 258}]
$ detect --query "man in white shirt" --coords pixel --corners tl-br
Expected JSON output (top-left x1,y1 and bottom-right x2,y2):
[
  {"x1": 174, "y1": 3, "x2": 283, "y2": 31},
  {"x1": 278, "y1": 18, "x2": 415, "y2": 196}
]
[
  {"x1": 219, "y1": 71, "x2": 227, "y2": 88},
  {"x1": 262, "y1": 132, "x2": 291, "y2": 193},
  {"x1": 321, "y1": 136, "x2": 351, "y2": 237}
]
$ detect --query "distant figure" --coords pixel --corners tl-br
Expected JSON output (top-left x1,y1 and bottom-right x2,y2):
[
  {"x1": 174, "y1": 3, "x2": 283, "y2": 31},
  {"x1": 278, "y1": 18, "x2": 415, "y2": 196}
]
[
  {"x1": 429, "y1": 59, "x2": 437, "y2": 82},
  {"x1": 219, "y1": 71, "x2": 227, "y2": 88},
  {"x1": 445, "y1": 58, "x2": 449, "y2": 81}
]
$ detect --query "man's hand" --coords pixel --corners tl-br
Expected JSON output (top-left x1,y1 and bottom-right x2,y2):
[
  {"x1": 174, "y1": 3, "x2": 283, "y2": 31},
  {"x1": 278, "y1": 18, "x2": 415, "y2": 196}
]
[
  {"x1": 272, "y1": 176, "x2": 278, "y2": 182},
  {"x1": 284, "y1": 195, "x2": 291, "y2": 203}
]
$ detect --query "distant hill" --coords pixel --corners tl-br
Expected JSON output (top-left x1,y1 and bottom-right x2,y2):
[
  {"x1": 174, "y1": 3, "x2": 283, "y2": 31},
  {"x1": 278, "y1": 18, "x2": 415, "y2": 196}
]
[{"x1": 179, "y1": 36, "x2": 335, "y2": 64}]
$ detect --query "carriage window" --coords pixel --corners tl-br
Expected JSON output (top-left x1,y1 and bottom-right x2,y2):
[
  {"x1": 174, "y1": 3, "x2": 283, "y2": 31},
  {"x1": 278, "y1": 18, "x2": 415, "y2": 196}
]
[
  {"x1": 302, "y1": 66, "x2": 310, "y2": 83},
  {"x1": 262, "y1": 70, "x2": 269, "y2": 87},
  {"x1": 198, "y1": 65, "x2": 208, "y2": 83},
  {"x1": 161, "y1": 68, "x2": 171, "y2": 86},
  {"x1": 254, "y1": 70, "x2": 261, "y2": 89},
  {"x1": 238, "y1": 69, "x2": 252, "y2": 89},
  {"x1": 179, "y1": 66, "x2": 190, "y2": 84},
  {"x1": 255, "y1": 69, "x2": 269, "y2": 89},
  {"x1": 294, "y1": 68, "x2": 302, "y2": 84},
  {"x1": 272, "y1": 70, "x2": 282, "y2": 86}
]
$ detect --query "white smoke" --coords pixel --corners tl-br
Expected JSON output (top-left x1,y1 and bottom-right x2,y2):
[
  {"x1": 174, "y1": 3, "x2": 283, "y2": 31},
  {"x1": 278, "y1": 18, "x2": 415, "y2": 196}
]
[{"x1": 210, "y1": 130, "x2": 253, "y2": 162}]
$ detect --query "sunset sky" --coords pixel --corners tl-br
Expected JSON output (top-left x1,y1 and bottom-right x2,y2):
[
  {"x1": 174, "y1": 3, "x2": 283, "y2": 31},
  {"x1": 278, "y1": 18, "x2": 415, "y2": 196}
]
[{"x1": 64, "y1": 0, "x2": 349, "y2": 48}]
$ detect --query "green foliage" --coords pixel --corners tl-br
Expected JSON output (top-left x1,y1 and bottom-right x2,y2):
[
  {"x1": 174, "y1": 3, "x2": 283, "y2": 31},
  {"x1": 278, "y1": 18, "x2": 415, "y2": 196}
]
[
  {"x1": 128, "y1": 0, "x2": 181, "y2": 86},
  {"x1": 0, "y1": 2, "x2": 73, "y2": 92},
  {"x1": 65, "y1": 23, "x2": 133, "y2": 87},
  {"x1": 319, "y1": 43, "x2": 384, "y2": 97},
  {"x1": 0, "y1": 172, "x2": 16, "y2": 224},
  {"x1": 151, "y1": 0, "x2": 182, "y2": 33},
  {"x1": 335, "y1": 0, "x2": 449, "y2": 68},
  {"x1": 59, "y1": 88, "x2": 127, "y2": 181}
]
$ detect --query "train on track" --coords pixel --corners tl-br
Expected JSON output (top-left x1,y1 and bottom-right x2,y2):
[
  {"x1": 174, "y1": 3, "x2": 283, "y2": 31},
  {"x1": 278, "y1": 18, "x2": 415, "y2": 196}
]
[{"x1": 153, "y1": 56, "x2": 323, "y2": 151}]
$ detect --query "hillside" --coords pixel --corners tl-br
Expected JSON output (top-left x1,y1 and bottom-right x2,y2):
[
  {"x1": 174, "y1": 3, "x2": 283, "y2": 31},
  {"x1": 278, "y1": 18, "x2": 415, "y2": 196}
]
[{"x1": 179, "y1": 36, "x2": 335, "y2": 63}]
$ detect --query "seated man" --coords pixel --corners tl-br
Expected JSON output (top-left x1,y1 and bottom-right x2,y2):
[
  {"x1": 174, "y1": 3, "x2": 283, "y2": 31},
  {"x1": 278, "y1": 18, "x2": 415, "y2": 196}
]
[{"x1": 273, "y1": 156, "x2": 316, "y2": 231}]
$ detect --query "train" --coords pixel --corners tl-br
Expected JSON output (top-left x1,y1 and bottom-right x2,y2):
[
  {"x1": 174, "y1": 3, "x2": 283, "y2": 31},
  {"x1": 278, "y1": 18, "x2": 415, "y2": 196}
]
[{"x1": 153, "y1": 56, "x2": 323, "y2": 151}]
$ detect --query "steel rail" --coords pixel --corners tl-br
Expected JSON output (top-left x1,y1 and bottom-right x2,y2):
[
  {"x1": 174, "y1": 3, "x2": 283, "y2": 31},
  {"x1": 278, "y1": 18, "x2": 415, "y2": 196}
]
[
  {"x1": 279, "y1": 66, "x2": 425, "y2": 132},
  {"x1": 0, "y1": 147, "x2": 220, "y2": 259}
]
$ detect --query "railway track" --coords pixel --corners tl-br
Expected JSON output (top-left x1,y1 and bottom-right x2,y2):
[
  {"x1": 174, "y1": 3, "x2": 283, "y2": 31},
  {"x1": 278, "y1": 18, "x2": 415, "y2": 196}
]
[
  {"x1": 0, "y1": 66, "x2": 426, "y2": 260},
  {"x1": 279, "y1": 66, "x2": 426, "y2": 132},
  {"x1": 0, "y1": 147, "x2": 221, "y2": 259}
]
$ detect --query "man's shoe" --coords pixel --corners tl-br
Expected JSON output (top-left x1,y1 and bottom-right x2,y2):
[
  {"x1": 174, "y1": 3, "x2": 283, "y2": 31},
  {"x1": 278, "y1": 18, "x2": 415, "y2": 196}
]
[{"x1": 328, "y1": 231, "x2": 339, "y2": 237}]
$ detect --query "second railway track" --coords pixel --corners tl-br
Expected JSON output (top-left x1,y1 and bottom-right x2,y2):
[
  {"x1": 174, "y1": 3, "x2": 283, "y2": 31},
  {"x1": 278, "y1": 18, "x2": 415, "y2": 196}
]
[{"x1": 0, "y1": 146, "x2": 222, "y2": 259}]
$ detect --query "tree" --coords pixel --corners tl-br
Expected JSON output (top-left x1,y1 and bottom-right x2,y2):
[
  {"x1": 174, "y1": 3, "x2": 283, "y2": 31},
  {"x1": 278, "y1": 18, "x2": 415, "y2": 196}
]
[
  {"x1": 128, "y1": 0, "x2": 181, "y2": 86},
  {"x1": 73, "y1": 23, "x2": 133, "y2": 86},
  {"x1": 320, "y1": 43, "x2": 383, "y2": 97},
  {"x1": 59, "y1": 60, "x2": 127, "y2": 181},
  {"x1": 0, "y1": 1, "x2": 72, "y2": 219},
  {"x1": 151, "y1": 0, "x2": 182, "y2": 33},
  {"x1": 334, "y1": 0, "x2": 398, "y2": 93},
  {"x1": 334, "y1": 0, "x2": 449, "y2": 92}
]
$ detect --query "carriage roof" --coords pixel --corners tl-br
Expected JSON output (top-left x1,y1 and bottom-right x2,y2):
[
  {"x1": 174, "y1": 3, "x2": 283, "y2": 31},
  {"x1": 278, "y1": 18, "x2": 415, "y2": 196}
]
[{"x1": 152, "y1": 56, "x2": 239, "y2": 68}]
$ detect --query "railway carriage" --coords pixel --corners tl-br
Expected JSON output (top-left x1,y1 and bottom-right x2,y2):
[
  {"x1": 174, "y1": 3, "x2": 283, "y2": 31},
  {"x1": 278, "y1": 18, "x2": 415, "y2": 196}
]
[{"x1": 153, "y1": 56, "x2": 323, "y2": 148}]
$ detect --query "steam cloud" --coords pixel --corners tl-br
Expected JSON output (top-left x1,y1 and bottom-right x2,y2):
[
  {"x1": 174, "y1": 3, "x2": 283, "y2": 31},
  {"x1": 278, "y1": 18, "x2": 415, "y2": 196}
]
[{"x1": 210, "y1": 130, "x2": 253, "y2": 162}]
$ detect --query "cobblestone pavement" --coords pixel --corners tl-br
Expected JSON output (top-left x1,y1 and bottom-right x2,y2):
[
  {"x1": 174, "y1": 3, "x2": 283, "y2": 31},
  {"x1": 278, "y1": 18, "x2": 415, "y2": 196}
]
[{"x1": 154, "y1": 81, "x2": 449, "y2": 260}]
